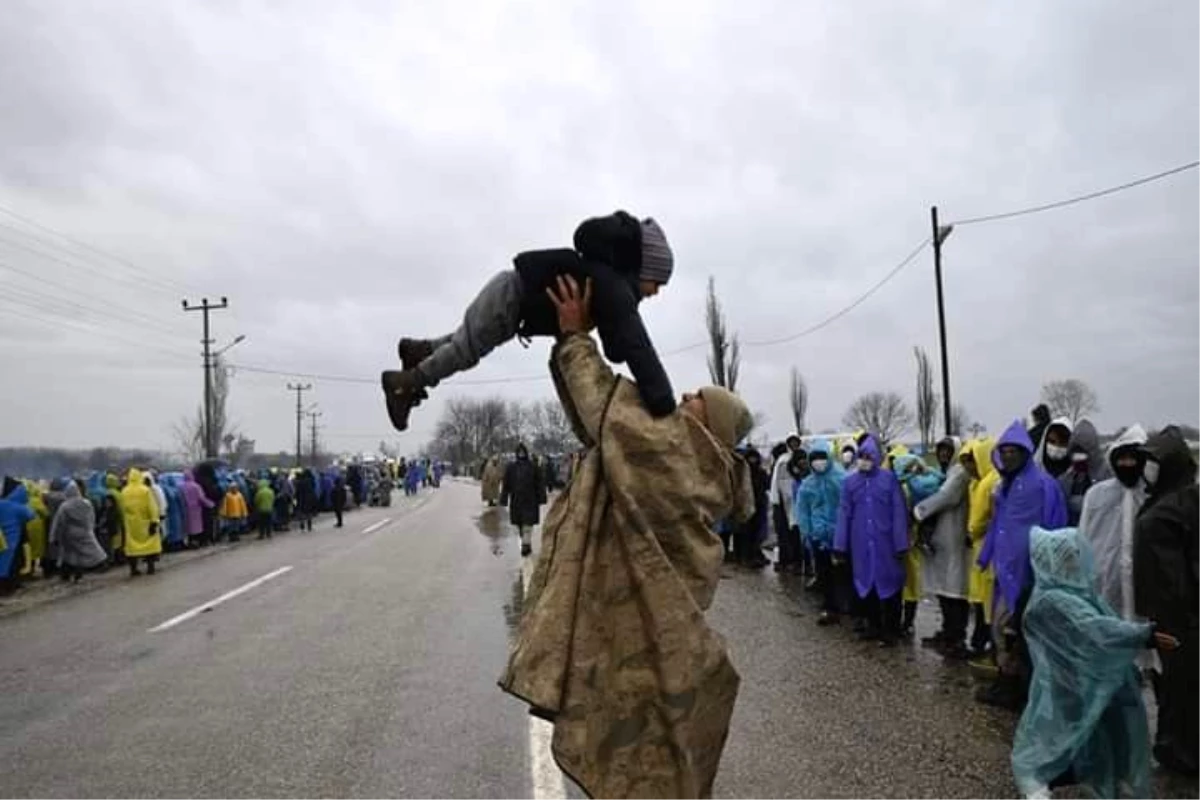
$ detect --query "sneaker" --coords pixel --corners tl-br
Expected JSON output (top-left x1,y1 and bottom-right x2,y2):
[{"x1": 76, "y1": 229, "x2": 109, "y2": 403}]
[
  {"x1": 381, "y1": 370, "x2": 427, "y2": 432},
  {"x1": 521, "y1": 544, "x2": 533, "y2": 557},
  {"x1": 397, "y1": 338, "x2": 434, "y2": 371}
]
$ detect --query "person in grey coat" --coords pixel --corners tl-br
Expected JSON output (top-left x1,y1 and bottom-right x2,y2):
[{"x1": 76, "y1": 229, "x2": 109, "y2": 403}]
[
  {"x1": 912, "y1": 436, "x2": 972, "y2": 659},
  {"x1": 1058, "y1": 419, "x2": 1107, "y2": 526},
  {"x1": 48, "y1": 481, "x2": 107, "y2": 582},
  {"x1": 501, "y1": 444, "x2": 546, "y2": 557}
]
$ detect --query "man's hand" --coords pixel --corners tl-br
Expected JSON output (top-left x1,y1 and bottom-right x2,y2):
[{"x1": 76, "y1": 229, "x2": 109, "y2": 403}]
[{"x1": 546, "y1": 275, "x2": 594, "y2": 335}]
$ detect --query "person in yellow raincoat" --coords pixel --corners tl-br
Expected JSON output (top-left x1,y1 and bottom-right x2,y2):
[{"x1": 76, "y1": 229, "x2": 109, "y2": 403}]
[
  {"x1": 885, "y1": 443, "x2": 925, "y2": 636},
  {"x1": 23, "y1": 482, "x2": 50, "y2": 578},
  {"x1": 961, "y1": 437, "x2": 998, "y2": 659},
  {"x1": 120, "y1": 468, "x2": 162, "y2": 576},
  {"x1": 220, "y1": 483, "x2": 249, "y2": 542}
]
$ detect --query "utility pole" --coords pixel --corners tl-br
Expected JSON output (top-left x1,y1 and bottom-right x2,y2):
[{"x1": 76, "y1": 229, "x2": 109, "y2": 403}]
[
  {"x1": 287, "y1": 383, "x2": 312, "y2": 467},
  {"x1": 182, "y1": 297, "x2": 229, "y2": 459},
  {"x1": 307, "y1": 409, "x2": 323, "y2": 466},
  {"x1": 930, "y1": 207, "x2": 954, "y2": 437}
]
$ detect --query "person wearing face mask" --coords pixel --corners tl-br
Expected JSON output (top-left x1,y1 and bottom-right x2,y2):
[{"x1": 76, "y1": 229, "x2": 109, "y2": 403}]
[
  {"x1": 1036, "y1": 418, "x2": 1074, "y2": 479},
  {"x1": 912, "y1": 436, "x2": 972, "y2": 659},
  {"x1": 1027, "y1": 404, "x2": 1052, "y2": 456},
  {"x1": 1058, "y1": 419, "x2": 1107, "y2": 526},
  {"x1": 769, "y1": 435, "x2": 803, "y2": 574},
  {"x1": 976, "y1": 420, "x2": 1068, "y2": 710},
  {"x1": 833, "y1": 435, "x2": 909, "y2": 646},
  {"x1": 1078, "y1": 424, "x2": 1149, "y2": 628},
  {"x1": 795, "y1": 440, "x2": 846, "y2": 624},
  {"x1": 839, "y1": 442, "x2": 857, "y2": 470},
  {"x1": 1133, "y1": 427, "x2": 1198, "y2": 776}
]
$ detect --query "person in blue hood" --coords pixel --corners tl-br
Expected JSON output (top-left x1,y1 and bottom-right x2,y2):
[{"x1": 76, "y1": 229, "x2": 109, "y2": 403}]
[
  {"x1": 0, "y1": 480, "x2": 35, "y2": 595},
  {"x1": 977, "y1": 419, "x2": 1068, "y2": 710},
  {"x1": 795, "y1": 440, "x2": 847, "y2": 624},
  {"x1": 833, "y1": 435, "x2": 910, "y2": 646}
]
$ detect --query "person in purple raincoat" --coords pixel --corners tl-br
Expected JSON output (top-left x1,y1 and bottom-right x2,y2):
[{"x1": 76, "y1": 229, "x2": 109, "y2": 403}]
[
  {"x1": 181, "y1": 471, "x2": 215, "y2": 548},
  {"x1": 976, "y1": 419, "x2": 1068, "y2": 711},
  {"x1": 833, "y1": 435, "x2": 910, "y2": 646}
]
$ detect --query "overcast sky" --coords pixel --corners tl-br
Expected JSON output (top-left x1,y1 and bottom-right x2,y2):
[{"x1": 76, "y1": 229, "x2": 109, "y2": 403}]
[{"x1": 0, "y1": 0, "x2": 1196, "y2": 456}]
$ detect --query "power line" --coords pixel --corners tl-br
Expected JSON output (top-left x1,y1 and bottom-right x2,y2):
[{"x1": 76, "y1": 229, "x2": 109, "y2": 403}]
[
  {"x1": 0, "y1": 204, "x2": 204, "y2": 298},
  {"x1": 0, "y1": 297, "x2": 196, "y2": 360},
  {"x1": 950, "y1": 160, "x2": 1199, "y2": 226}
]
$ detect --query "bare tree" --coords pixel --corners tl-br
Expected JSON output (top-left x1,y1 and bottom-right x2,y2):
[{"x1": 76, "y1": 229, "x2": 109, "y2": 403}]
[
  {"x1": 173, "y1": 354, "x2": 239, "y2": 462},
  {"x1": 842, "y1": 392, "x2": 915, "y2": 446},
  {"x1": 789, "y1": 368, "x2": 808, "y2": 435},
  {"x1": 425, "y1": 396, "x2": 579, "y2": 468},
  {"x1": 1041, "y1": 379, "x2": 1100, "y2": 425},
  {"x1": 172, "y1": 407, "x2": 206, "y2": 463},
  {"x1": 705, "y1": 276, "x2": 740, "y2": 391},
  {"x1": 914, "y1": 347, "x2": 937, "y2": 450}
]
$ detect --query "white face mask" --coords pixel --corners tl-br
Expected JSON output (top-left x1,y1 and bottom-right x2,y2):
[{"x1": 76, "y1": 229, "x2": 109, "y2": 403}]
[
  {"x1": 857, "y1": 458, "x2": 874, "y2": 473},
  {"x1": 1070, "y1": 452, "x2": 1088, "y2": 464},
  {"x1": 1046, "y1": 444, "x2": 1069, "y2": 461},
  {"x1": 811, "y1": 460, "x2": 829, "y2": 474},
  {"x1": 841, "y1": 451, "x2": 855, "y2": 466},
  {"x1": 1143, "y1": 461, "x2": 1160, "y2": 487}
]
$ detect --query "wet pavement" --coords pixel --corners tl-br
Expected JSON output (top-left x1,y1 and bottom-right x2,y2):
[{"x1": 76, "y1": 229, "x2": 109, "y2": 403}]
[{"x1": 0, "y1": 480, "x2": 1194, "y2": 798}]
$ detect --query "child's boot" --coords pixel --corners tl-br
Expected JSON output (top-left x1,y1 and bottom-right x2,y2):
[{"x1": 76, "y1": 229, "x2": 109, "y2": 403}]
[
  {"x1": 397, "y1": 338, "x2": 434, "y2": 372},
  {"x1": 382, "y1": 370, "x2": 428, "y2": 432}
]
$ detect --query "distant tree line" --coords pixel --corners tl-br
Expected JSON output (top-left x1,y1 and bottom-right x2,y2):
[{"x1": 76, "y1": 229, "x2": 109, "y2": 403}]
[{"x1": 423, "y1": 396, "x2": 578, "y2": 469}]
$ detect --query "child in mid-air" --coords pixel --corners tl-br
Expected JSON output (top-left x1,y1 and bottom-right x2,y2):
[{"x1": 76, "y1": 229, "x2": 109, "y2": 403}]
[{"x1": 382, "y1": 211, "x2": 677, "y2": 431}]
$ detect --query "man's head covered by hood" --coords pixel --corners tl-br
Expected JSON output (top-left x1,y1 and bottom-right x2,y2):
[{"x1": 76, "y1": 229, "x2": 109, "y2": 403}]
[{"x1": 682, "y1": 386, "x2": 754, "y2": 451}]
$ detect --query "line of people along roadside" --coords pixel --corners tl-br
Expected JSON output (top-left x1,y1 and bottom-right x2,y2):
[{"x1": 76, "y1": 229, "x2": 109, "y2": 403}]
[
  {"x1": 731, "y1": 403, "x2": 1196, "y2": 793},
  {"x1": 0, "y1": 459, "x2": 439, "y2": 594}
]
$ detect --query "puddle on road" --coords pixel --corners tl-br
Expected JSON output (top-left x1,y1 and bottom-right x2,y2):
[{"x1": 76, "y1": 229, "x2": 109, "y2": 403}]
[{"x1": 474, "y1": 507, "x2": 509, "y2": 556}]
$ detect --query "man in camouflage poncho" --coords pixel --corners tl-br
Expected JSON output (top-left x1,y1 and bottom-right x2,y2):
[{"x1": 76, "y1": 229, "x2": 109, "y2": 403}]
[{"x1": 500, "y1": 276, "x2": 754, "y2": 799}]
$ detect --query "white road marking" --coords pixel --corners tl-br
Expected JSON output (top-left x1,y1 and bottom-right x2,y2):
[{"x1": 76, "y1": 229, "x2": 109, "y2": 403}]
[
  {"x1": 362, "y1": 518, "x2": 391, "y2": 534},
  {"x1": 522, "y1": 553, "x2": 566, "y2": 800},
  {"x1": 148, "y1": 566, "x2": 294, "y2": 633}
]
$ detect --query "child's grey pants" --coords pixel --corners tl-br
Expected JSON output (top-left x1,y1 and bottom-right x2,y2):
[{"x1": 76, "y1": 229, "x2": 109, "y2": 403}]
[{"x1": 418, "y1": 270, "x2": 525, "y2": 386}]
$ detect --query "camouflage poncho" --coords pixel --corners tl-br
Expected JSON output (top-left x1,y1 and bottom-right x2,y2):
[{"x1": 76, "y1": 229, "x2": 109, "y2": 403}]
[{"x1": 500, "y1": 334, "x2": 751, "y2": 798}]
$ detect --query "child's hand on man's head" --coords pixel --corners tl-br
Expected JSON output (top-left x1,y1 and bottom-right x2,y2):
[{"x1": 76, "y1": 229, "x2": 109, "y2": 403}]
[{"x1": 546, "y1": 275, "x2": 594, "y2": 335}]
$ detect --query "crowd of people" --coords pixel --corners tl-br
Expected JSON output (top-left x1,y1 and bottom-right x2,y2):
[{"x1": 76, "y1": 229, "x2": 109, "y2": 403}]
[
  {"x1": 727, "y1": 404, "x2": 1196, "y2": 795},
  {"x1": 0, "y1": 458, "x2": 436, "y2": 593}
]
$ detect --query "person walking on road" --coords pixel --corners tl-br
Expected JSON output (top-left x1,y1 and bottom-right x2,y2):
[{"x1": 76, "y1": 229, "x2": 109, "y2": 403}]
[
  {"x1": 332, "y1": 475, "x2": 347, "y2": 528},
  {"x1": 834, "y1": 435, "x2": 910, "y2": 647},
  {"x1": 1133, "y1": 428, "x2": 1199, "y2": 776},
  {"x1": 254, "y1": 479, "x2": 275, "y2": 540},
  {"x1": 501, "y1": 274, "x2": 754, "y2": 799},
  {"x1": 48, "y1": 481, "x2": 106, "y2": 582},
  {"x1": 500, "y1": 443, "x2": 546, "y2": 557},
  {"x1": 481, "y1": 456, "x2": 504, "y2": 506},
  {"x1": 121, "y1": 468, "x2": 162, "y2": 576}
]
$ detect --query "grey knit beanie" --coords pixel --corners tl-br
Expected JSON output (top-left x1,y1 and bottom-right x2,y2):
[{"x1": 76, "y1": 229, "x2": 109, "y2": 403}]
[{"x1": 638, "y1": 218, "x2": 674, "y2": 285}]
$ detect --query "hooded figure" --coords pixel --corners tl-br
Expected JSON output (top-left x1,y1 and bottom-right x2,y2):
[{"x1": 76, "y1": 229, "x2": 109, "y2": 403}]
[
  {"x1": 892, "y1": 449, "x2": 937, "y2": 636},
  {"x1": 161, "y1": 475, "x2": 186, "y2": 549},
  {"x1": 1078, "y1": 424, "x2": 1148, "y2": 622},
  {"x1": 24, "y1": 482, "x2": 49, "y2": 572},
  {"x1": 0, "y1": 483, "x2": 35, "y2": 589},
  {"x1": 833, "y1": 435, "x2": 909, "y2": 645},
  {"x1": 769, "y1": 434, "x2": 805, "y2": 573},
  {"x1": 977, "y1": 420, "x2": 1068, "y2": 709},
  {"x1": 1013, "y1": 527, "x2": 1151, "y2": 799},
  {"x1": 1058, "y1": 419, "x2": 1107, "y2": 526},
  {"x1": 120, "y1": 468, "x2": 162, "y2": 575},
  {"x1": 963, "y1": 438, "x2": 999, "y2": 631},
  {"x1": 501, "y1": 333, "x2": 752, "y2": 799},
  {"x1": 1036, "y1": 417, "x2": 1074, "y2": 479},
  {"x1": 481, "y1": 456, "x2": 504, "y2": 506},
  {"x1": 254, "y1": 479, "x2": 276, "y2": 540},
  {"x1": 795, "y1": 440, "x2": 846, "y2": 623},
  {"x1": 1133, "y1": 428, "x2": 1198, "y2": 776},
  {"x1": 913, "y1": 436, "x2": 973, "y2": 656},
  {"x1": 48, "y1": 482, "x2": 106, "y2": 579},
  {"x1": 181, "y1": 470, "x2": 216, "y2": 543},
  {"x1": 100, "y1": 474, "x2": 124, "y2": 559},
  {"x1": 501, "y1": 444, "x2": 547, "y2": 556},
  {"x1": 1027, "y1": 404, "x2": 1052, "y2": 456}
]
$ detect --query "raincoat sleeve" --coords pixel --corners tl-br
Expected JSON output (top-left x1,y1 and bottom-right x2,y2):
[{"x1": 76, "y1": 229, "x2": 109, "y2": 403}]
[
  {"x1": 979, "y1": 513, "x2": 998, "y2": 569},
  {"x1": 914, "y1": 466, "x2": 968, "y2": 522},
  {"x1": 833, "y1": 481, "x2": 852, "y2": 554},
  {"x1": 550, "y1": 334, "x2": 620, "y2": 447},
  {"x1": 199, "y1": 489, "x2": 215, "y2": 510},
  {"x1": 890, "y1": 478, "x2": 909, "y2": 555},
  {"x1": 794, "y1": 481, "x2": 811, "y2": 540},
  {"x1": 1042, "y1": 480, "x2": 1069, "y2": 530}
]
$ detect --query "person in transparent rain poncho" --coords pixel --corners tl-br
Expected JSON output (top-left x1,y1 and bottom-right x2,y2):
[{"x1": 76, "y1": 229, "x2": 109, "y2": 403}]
[{"x1": 1012, "y1": 526, "x2": 1178, "y2": 799}]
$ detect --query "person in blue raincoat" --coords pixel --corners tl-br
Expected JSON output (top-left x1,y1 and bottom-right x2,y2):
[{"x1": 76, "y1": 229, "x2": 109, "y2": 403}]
[
  {"x1": 161, "y1": 475, "x2": 186, "y2": 550},
  {"x1": 833, "y1": 435, "x2": 909, "y2": 646},
  {"x1": 1012, "y1": 526, "x2": 1169, "y2": 799},
  {"x1": 795, "y1": 440, "x2": 846, "y2": 624},
  {"x1": 977, "y1": 419, "x2": 1069, "y2": 710},
  {"x1": 0, "y1": 480, "x2": 35, "y2": 595}
]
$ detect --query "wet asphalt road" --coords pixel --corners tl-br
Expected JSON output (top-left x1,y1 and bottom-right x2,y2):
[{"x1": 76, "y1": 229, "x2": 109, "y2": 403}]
[{"x1": 0, "y1": 480, "x2": 1194, "y2": 798}]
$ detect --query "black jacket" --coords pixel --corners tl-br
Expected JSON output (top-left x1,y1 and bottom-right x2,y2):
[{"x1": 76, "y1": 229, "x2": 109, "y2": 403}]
[
  {"x1": 1134, "y1": 431, "x2": 1198, "y2": 637},
  {"x1": 512, "y1": 211, "x2": 676, "y2": 417},
  {"x1": 501, "y1": 456, "x2": 546, "y2": 527}
]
